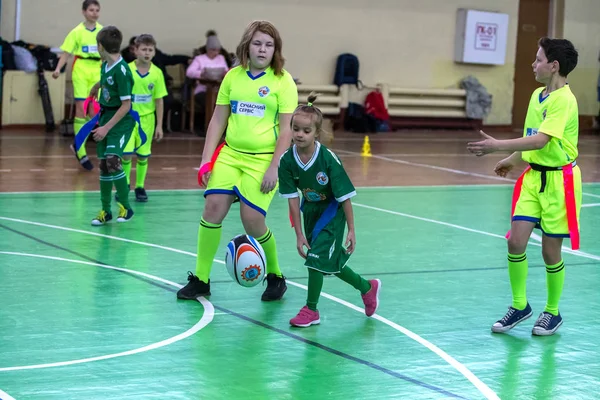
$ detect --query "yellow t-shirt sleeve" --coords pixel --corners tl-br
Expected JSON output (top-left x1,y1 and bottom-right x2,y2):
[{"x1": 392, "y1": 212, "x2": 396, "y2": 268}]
[
  {"x1": 277, "y1": 72, "x2": 298, "y2": 114},
  {"x1": 216, "y1": 69, "x2": 233, "y2": 106},
  {"x1": 153, "y1": 69, "x2": 168, "y2": 99},
  {"x1": 60, "y1": 28, "x2": 79, "y2": 54},
  {"x1": 538, "y1": 95, "x2": 568, "y2": 139}
]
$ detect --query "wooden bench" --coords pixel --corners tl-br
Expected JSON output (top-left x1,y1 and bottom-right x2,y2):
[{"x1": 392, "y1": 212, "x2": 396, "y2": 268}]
[
  {"x1": 378, "y1": 84, "x2": 482, "y2": 130},
  {"x1": 296, "y1": 84, "x2": 348, "y2": 130}
]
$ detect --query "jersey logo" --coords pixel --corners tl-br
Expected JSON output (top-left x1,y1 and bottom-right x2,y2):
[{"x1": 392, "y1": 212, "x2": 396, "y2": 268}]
[
  {"x1": 230, "y1": 101, "x2": 266, "y2": 118},
  {"x1": 82, "y1": 45, "x2": 98, "y2": 53},
  {"x1": 148, "y1": 83, "x2": 155, "y2": 90},
  {"x1": 258, "y1": 86, "x2": 270, "y2": 97},
  {"x1": 316, "y1": 172, "x2": 329, "y2": 185},
  {"x1": 526, "y1": 128, "x2": 538, "y2": 137},
  {"x1": 302, "y1": 188, "x2": 327, "y2": 202},
  {"x1": 121, "y1": 65, "x2": 127, "y2": 75},
  {"x1": 107, "y1": 76, "x2": 114, "y2": 85},
  {"x1": 133, "y1": 94, "x2": 152, "y2": 103},
  {"x1": 102, "y1": 87, "x2": 110, "y2": 102},
  {"x1": 542, "y1": 109, "x2": 547, "y2": 120}
]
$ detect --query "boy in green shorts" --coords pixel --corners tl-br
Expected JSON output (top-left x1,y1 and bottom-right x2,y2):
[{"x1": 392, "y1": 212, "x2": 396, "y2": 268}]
[
  {"x1": 89, "y1": 25, "x2": 136, "y2": 225},
  {"x1": 122, "y1": 34, "x2": 167, "y2": 202},
  {"x1": 468, "y1": 37, "x2": 580, "y2": 336}
]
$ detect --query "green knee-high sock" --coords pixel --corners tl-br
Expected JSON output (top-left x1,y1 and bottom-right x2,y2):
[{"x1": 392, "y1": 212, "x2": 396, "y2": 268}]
[
  {"x1": 99, "y1": 172, "x2": 113, "y2": 212},
  {"x1": 122, "y1": 159, "x2": 132, "y2": 185},
  {"x1": 74, "y1": 117, "x2": 88, "y2": 159},
  {"x1": 337, "y1": 265, "x2": 371, "y2": 294},
  {"x1": 136, "y1": 158, "x2": 148, "y2": 188},
  {"x1": 508, "y1": 252, "x2": 528, "y2": 310},
  {"x1": 545, "y1": 260, "x2": 565, "y2": 316},
  {"x1": 306, "y1": 268, "x2": 324, "y2": 311},
  {"x1": 256, "y1": 229, "x2": 282, "y2": 277},
  {"x1": 112, "y1": 170, "x2": 131, "y2": 209},
  {"x1": 195, "y1": 218, "x2": 223, "y2": 282}
]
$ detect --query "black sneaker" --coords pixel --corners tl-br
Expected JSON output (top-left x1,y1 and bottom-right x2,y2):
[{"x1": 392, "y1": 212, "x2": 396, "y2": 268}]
[
  {"x1": 116, "y1": 203, "x2": 134, "y2": 223},
  {"x1": 532, "y1": 311, "x2": 563, "y2": 336},
  {"x1": 491, "y1": 303, "x2": 533, "y2": 333},
  {"x1": 177, "y1": 272, "x2": 211, "y2": 299},
  {"x1": 261, "y1": 273, "x2": 287, "y2": 301},
  {"x1": 135, "y1": 187, "x2": 148, "y2": 202}
]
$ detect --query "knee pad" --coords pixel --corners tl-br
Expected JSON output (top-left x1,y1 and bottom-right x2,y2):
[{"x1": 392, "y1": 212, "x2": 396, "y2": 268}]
[
  {"x1": 106, "y1": 155, "x2": 122, "y2": 173},
  {"x1": 99, "y1": 159, "x2": 109, "y2": 174}
]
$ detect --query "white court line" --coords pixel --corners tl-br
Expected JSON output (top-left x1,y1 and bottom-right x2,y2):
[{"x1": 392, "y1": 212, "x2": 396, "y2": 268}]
[
  {"x1": 335, "y1": 149, "x2": 600, "y2": 200},
  {"x1": 0, "y1": 252, "x2": 214, "y2": 372},
  {"x1": 351, "y1": 203, "x2": 600, "y2": 262},
  {"x1": 0, "y1": 389, "x2": 16, "y2": 400},
  {"x1": 582, "y1": 203, "x2": 600, "y2": 208},
  {"x1": 0, "y1": 216, "x2": 499, "y2": 400},
  {"x1": 334, "y1": 149, "x2": 514, "y2": 183}
]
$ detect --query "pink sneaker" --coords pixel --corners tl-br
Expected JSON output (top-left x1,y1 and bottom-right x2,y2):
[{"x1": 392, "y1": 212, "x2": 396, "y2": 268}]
[
  {"x1": 290, "y1": 306, "x2": 320, "y2": 327},
  {"x1": 361, "y1": 279, "x2": 381, "y2": 317}
]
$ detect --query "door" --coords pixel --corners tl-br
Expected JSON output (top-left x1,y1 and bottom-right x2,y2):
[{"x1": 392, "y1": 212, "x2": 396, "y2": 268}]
[{"x1": 512, "y1": 0, "x2": 551, "y2": 129}]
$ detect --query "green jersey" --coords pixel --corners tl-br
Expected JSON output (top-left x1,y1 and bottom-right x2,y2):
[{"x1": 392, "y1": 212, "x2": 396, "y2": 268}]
[
  {"x1": 279, "y1": 142, "x2": 357, "y2": 273},
  {"x1": 100, "y1": 57, "x2": 134, "y2": 109}
]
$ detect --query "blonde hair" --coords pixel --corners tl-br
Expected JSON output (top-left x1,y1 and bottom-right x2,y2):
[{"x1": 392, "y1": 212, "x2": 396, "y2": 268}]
[
  {"x1": 291, "y1": 92, "x2": 334, "y2": 146},
  {"x1": 236, "y1": 20, "x2": 285, "y2": 76}
]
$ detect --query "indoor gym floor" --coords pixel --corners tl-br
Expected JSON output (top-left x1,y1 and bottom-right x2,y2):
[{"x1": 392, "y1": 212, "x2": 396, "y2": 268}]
[{"x1": 0, "y1": 130, "x2": 599, "y2": 400}]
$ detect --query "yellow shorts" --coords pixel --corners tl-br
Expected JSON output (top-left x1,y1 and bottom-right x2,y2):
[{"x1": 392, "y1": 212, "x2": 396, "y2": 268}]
[
  {"x1": 513, "y1": 164, "x2": 582, "y2": 237},
  {"x1": 124, "y1": 113, "x2": 155, "y2": 157},
  {"x1": 72, "y1": 58, "x2": 101, "y2": 100},
  {"x1": 205, "y1": 145, "x2": 277, "y2": 216}
]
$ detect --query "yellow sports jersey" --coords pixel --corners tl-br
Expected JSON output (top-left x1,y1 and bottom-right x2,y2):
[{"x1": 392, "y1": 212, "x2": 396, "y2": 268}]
[
  {"x1": 129, "y1": 61, "x2": 168, "y2": 116},
  {"x1": 522, "y1": 85, "x2": 579, "y2": 167},
  {"x1": 60, "y1": 22, "x2": 103, "y2": 58},
  {"x1": 216, "y1": 66, "x2": 298, "y2": 153}
]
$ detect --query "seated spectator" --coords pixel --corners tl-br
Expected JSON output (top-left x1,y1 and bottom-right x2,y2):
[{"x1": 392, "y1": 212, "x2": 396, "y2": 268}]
[
  {"x1": 194, "y1": 30, "x2": 233, "y2": 68},
  {"x1": 186, "y1": 33, "x2": 229, "y2": 128}
]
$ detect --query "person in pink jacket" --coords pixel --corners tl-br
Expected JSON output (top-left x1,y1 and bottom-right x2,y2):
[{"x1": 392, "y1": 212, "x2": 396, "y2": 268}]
[{"x1": 186, "y1": 33, "x2": 229, "y2": 129}]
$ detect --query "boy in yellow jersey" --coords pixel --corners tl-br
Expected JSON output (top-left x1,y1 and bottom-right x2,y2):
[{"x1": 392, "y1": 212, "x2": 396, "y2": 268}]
[
  {"x1": 177, "y1": 21, "x2": 298, "y2": 301},
  {"x1": 53, "y1": 0, "x2": 102, "y2": 171},
  {"x1": 121, "y1": 34, "x2": 167, "y2": 202},
  {"x1": 468, "y1": 37, "x2": 580, "y2": 336}
]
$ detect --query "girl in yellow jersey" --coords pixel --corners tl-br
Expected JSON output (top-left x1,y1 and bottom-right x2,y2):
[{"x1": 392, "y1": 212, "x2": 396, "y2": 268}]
[
  {"x1": 468, "y1": 37, "x2": 580, "y2": 336},
  {"x1": 177, "y1": 20, "x2": 298, "y2": 301},
  {"x1": 53, "y1": 0, "x2": 102, "y2": 171}
]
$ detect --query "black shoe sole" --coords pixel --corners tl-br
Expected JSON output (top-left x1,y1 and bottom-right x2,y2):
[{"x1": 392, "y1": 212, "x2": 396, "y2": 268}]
[
  {"x1": 177, "y1": 289, "x2": 211, "y2": 300},
  {"x1": 261, "y1": 285, "x2": 287, "y2": 301}
]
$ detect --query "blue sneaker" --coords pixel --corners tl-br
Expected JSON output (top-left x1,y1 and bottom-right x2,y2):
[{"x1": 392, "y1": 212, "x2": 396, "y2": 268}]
[
  {"x1": 532, "y1": 312, "x2": 563, "y2": 336},
  {"x1": 491, "y1": 303, "x2": 533, "y2": 333}
]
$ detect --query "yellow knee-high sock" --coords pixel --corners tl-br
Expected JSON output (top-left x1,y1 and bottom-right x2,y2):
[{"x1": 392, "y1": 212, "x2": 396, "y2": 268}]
[
  {"x1": 194, "y1": 218, "x2": 223, "y2": 282},
  {"x1": 256, "y1": 229, "x2": 282, "y2": 277}
]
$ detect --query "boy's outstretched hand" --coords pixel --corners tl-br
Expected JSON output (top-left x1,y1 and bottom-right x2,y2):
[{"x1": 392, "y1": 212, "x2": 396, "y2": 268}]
[{"x1": 467, "y1": 130, "x2": 499, "y2": 156}]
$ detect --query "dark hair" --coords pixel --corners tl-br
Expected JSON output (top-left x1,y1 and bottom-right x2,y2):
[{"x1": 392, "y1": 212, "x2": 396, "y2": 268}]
[
  {"x1": 236, "y1": 20, "x2": 285, "y2": 76},
  {"x1": 135, "y1": 34, "x2": 157, "y2": 48},
  {"x1": 538, "y1": 37, "x2": 578, "y2": 77},
  {"x1": 291, "y1": 92, "x2": 333, "y2": 145},
  {"x1": 97, "y1": 26, "x2": 123, "y2": 54},
  {"x1": 82, "y1": 0, "x2": 100, "y2": 10}
]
